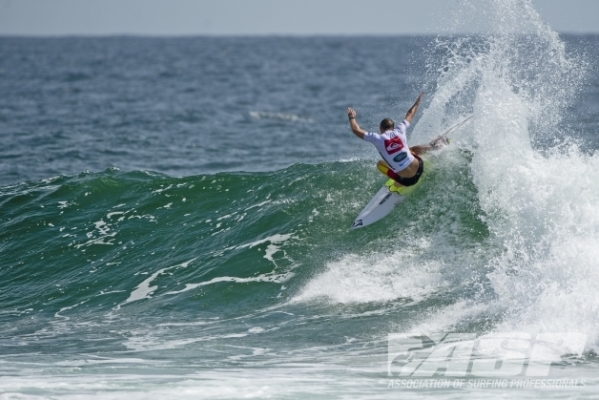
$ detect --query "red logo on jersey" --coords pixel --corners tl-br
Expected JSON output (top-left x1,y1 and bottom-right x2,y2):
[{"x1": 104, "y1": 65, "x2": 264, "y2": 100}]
[{"x1": 384, "y1": 136, "x2": 404, "y2": 155}]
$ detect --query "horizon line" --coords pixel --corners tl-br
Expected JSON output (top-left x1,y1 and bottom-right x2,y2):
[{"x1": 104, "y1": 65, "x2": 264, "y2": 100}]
[{"x1": 2, "y1": 32, "x2": 599, "y2": 39}]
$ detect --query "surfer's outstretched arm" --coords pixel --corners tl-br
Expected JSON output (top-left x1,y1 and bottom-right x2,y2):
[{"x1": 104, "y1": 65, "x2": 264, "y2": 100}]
[
  {"x1": 347, "y1": 108, "x2": 367, "y2": 139},
  {"x1": 404, "y1": 92, "x2": 424, "y2": 123}
]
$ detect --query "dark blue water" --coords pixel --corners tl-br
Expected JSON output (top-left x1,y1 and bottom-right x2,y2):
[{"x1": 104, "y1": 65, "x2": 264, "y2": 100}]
[{"x1": 0, "y1": 36, "x2": 433, "y2": 186}]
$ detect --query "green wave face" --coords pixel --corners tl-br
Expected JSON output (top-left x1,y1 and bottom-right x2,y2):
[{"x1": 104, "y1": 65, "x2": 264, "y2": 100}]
[{"x1": 0, "y1": 152, "x2": 490, "y2": 355}]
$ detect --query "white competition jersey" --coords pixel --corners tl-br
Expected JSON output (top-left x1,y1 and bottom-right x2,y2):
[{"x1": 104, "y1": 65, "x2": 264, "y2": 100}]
[{"x1": 363, "y1": 119, "x2": 414, "y2": 172}]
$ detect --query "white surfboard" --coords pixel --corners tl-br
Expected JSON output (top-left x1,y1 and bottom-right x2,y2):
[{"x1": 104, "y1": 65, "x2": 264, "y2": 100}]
[
  {"x1": 351, "y1": 160, "x2": 428, "y2": 229},
  {"x1": 351, "y1": 180, "x2": 406, "y2": 229}
]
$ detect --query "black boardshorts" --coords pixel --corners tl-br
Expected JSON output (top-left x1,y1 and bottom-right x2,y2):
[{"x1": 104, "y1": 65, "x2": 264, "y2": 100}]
[{"x1": 393, "y1": 155, "x2": 424, "y2": 187}]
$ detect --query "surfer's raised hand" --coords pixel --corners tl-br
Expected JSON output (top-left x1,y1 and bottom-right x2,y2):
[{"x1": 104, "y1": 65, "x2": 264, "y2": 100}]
[{"x1": 347, "y1": 108, "x2": 366, "y2": 139}]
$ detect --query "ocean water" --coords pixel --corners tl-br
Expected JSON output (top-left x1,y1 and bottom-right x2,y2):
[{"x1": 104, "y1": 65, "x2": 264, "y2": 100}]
[{"x1": 2, "y1": 0, "x2": 599, "y2": 398}]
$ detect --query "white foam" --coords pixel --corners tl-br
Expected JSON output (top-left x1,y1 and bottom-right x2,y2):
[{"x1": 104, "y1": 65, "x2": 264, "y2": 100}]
[
  {"x1": 106, "y1": 211, "x2": 125, "y2": 219},
  {"x1": 239, "y1": 233, "x2": 293, "y2": 249},
  {"x1": 164, "y1": 272, "x2": 294, "y2": 296},
  {"x1": 121, "y1": 258, "x2": 197, "y2": 306},
  {"x1": 123, "y1": 268, "x2": 162, "y2": 304},
  {"x1": 244, "y1": 200, "x2": 271, "y2": 211},
  {"x1": 415, "y1": 0, "x2": 598, "y2": 351},
  {"x1": 57, "y1": 200, "x2": 72, "y2": 209},
  {"x1": 293, "y1": 249, "x2": 448, "y2": 304},
  {"x1": 123, "y1": 332, "x2": 250, "y2": 352},
  {"x1": 152, "y1": 184, "x2": 173, "y2": 194},
  {"x1": 54, "y1": 300, "x2": 90, "y2": 321},
  {"x1": 249, "y1": 110, "x2": 314, "y2": 123}
]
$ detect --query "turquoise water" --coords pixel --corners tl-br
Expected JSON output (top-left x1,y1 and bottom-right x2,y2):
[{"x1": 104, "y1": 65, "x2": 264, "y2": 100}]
[{"x1": 2, "y1": 0, "x2": 599, "y2": 398}]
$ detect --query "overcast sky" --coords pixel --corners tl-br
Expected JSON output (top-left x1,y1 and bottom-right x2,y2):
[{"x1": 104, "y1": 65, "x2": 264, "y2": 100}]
[{"x1": 0, "y1": 0, "x2": 598, "y2": 36}]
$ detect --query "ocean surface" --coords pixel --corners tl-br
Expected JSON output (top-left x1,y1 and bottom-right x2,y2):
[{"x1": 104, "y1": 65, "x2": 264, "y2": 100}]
[{"x1": 2, "y1": 0, "x2": 599, "y2": 398}]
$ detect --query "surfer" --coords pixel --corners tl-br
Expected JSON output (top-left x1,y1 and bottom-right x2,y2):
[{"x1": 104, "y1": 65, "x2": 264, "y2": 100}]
[{"x1": 347, "y1": 92, "x2": 444, "y2": 187}]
